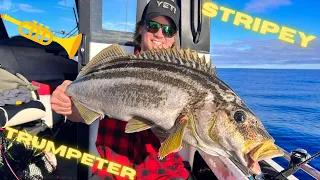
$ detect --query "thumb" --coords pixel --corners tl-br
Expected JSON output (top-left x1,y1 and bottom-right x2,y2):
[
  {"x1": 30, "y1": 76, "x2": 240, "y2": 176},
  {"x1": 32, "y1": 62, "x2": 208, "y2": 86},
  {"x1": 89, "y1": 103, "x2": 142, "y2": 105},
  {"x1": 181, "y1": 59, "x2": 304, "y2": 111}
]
[{"x1": 60, "y1": 80, "x2": 73, "y2": 92}]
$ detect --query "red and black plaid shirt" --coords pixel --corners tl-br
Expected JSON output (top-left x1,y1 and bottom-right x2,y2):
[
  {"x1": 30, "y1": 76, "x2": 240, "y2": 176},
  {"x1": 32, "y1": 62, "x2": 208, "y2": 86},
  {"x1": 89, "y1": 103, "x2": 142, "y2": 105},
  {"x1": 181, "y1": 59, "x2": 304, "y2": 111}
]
[
  {"x1": 92, "y1": 118, "x2": 189, "y2": 180},
  {"x1": 91, "y1": 49, "x2": 189, "y2": 180}
]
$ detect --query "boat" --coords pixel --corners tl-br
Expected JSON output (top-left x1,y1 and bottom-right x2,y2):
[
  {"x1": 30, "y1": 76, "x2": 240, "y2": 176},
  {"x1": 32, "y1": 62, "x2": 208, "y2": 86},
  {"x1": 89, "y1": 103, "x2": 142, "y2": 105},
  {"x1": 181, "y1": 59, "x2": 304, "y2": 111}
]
[{"x1": 0, "y1": 0, "x2": 319, "y2": 179}]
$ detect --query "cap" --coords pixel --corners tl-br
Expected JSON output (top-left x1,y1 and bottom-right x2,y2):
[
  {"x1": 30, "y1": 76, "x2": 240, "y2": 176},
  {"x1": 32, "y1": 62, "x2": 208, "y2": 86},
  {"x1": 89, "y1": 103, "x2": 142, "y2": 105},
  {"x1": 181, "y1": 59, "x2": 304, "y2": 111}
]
[{"x1": 141, "y1": 0, "x2": 180, "y2": 29}]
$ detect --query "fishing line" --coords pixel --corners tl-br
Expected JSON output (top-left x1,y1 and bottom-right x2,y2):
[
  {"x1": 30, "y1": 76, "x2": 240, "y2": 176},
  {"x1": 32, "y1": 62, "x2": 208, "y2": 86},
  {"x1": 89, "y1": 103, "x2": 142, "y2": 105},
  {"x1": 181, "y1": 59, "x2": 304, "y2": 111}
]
[
  {"x1": 73, "y1": 7, "x2": 79, "y2": 30},
  {"x1": 42, "y1": 150, "x2": 60, "y2": 179},
  {"x1": 297, "y1": 151, "x2": 320, "y2": 166},
  {"x1": 271, "y1": 151, "x2": 320, "y2": 180},
  {"x1": 68, "y1": 29, "x2": 79, "y2": 38},
  {"x1": 3, "y1": 152, "x2": 19, "y2": 180},
  {"x1": 0, "y1": 125, "x2": 60, "y2": 179},
  {"x1": 63, "y1": 26, "x2": 77, "y2": 38},
  {"x1": 1, "y1": 129, "x2": 20, "y2": 180}
]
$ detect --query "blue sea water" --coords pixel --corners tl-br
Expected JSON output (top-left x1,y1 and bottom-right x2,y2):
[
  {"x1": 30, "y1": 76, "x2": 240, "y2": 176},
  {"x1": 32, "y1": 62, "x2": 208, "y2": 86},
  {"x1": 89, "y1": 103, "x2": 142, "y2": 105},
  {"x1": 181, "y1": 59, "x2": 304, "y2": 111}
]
[{"x1": 216, "y1": 68, "x2": 320, "y2": 180}]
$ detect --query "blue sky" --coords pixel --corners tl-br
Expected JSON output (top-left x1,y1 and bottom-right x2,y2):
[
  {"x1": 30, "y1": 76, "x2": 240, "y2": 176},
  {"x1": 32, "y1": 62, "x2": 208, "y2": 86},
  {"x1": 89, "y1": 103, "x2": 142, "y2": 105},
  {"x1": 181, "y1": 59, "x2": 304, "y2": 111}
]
[
  {"x1": 0, "y1": 0, "x2": 319, "y2": 69},
  {"x1": 209, "y1": 0, "x2": 320, "y2": 69},
  {"x1": 0, "y1": 0, "x2": 78, "y2": 38}
]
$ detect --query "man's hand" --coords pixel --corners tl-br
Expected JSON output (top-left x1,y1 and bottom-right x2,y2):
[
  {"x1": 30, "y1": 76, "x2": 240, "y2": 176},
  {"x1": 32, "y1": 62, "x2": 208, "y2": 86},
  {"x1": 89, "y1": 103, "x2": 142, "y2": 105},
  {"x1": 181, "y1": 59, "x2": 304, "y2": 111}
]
[{"x1": 51, "y1": 80, "x2": 73, "y2": 116}]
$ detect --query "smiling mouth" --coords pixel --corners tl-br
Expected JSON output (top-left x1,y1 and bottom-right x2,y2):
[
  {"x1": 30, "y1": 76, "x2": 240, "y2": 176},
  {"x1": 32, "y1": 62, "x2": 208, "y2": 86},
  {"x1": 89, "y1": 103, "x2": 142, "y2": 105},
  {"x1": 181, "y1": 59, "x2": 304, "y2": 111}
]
[{"x1": 152, "y1": 40, "x2": 163, "y2": 46}]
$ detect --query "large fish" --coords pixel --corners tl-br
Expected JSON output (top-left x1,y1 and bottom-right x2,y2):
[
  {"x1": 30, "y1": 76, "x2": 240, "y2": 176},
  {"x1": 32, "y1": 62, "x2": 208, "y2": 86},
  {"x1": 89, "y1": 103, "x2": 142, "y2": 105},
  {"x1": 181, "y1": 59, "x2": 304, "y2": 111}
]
[{"x1": 65, "y1": 44, "x2": 283, "y2": 174}]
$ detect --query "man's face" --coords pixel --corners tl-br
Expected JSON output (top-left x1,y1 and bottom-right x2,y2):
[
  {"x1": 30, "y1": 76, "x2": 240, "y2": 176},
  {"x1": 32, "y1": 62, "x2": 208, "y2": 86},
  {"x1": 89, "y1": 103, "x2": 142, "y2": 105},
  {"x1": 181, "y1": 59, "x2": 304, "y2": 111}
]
[{"x1": 139, "y1": 16, "x2": 176, "y2": 51}]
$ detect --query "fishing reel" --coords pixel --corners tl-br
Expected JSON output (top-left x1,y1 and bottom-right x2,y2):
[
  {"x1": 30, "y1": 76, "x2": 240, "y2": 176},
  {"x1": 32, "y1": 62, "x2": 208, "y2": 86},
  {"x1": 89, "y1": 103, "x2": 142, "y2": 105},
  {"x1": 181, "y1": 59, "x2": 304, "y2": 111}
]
[
  {"x1": 288, "y1": 149, "x2": 311, "y2": 168},
  {"x1": 251, "y1": 148, "x2": 320, "y2": 180}
]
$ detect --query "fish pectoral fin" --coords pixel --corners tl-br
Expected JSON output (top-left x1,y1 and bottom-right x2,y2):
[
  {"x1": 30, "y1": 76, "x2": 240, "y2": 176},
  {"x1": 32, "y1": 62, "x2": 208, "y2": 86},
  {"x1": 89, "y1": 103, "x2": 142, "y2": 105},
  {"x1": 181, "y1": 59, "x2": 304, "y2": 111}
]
[
  {"x1": 158, "y1": 117, "x2": 188, "y2": 159},
  {"x1": 172, "y1": 141, "x2": 189, "y2": 153},
  {"x1": 72, "y1": 100, "x2": 104, "y2": 124},
  {"x1": 125, "y1": 117, "x2": 154, "y2": 133}
]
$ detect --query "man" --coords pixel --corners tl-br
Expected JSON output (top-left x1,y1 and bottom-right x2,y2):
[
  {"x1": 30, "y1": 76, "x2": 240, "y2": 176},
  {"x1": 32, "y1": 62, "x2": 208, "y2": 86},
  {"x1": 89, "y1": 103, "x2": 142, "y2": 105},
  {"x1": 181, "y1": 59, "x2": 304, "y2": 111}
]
[{"x1": 51, "y1": 0, "x2": 189, "y2": 179}]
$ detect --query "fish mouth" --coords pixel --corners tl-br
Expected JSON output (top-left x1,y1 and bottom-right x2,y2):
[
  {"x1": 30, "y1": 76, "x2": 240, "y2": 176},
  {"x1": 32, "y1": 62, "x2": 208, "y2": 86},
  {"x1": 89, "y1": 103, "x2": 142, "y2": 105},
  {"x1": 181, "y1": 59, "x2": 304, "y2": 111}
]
[{"x1": 240, "y1": 140, "x2": 284, "y2": 174}]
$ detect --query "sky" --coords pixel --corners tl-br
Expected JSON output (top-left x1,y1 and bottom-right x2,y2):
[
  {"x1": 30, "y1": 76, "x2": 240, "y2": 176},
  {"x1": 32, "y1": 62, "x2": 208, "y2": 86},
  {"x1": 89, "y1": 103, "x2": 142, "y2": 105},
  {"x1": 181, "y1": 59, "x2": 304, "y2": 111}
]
[{"x1": 0, "y1": 0, "x2": 319, "y2": 69}]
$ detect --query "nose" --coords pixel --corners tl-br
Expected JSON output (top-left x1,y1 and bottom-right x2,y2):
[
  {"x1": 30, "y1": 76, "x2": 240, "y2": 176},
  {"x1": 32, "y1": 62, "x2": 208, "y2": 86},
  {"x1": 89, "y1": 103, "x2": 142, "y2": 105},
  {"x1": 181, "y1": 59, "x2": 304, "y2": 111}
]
[{"x1": 154, "y1": 28, "x2": 164, "y2": 38}]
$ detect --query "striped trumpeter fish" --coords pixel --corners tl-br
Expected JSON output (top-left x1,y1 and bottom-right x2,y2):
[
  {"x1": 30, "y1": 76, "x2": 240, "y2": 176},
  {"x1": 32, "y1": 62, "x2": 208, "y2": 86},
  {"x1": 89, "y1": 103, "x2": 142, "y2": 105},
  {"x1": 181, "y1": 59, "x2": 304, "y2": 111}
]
[{"x1": 65, "y1": 44, "x2": 283, "y2": 175}]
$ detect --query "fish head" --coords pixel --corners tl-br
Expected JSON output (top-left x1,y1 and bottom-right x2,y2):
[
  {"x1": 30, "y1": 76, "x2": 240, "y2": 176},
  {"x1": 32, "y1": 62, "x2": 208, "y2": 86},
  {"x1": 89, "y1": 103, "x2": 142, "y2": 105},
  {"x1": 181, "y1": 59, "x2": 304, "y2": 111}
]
[{"x1": 195, "y1": 91, "x2": 284, "y2": 174}]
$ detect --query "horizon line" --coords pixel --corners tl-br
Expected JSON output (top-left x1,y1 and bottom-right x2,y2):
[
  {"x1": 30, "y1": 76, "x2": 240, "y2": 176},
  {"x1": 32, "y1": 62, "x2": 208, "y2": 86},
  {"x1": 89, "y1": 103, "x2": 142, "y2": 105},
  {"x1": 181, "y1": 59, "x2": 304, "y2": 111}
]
[{"x1": 215, "y1": 67, "x2": 320, "y2": 70}]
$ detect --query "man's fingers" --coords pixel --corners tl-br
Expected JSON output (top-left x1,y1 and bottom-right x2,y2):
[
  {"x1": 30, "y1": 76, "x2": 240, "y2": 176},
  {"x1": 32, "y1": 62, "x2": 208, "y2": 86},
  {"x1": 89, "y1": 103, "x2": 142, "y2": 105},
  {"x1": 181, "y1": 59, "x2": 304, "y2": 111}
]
[
  {"x1": 56, "y1": 92, "x2": 72, "y2": 104},
  {"x1": 51, "y1": 97, "x2": 71, "y2": 108},
  {"x1": 51, "y1": 104, "x2": 72, "y2": 115},
  {"x1": 61, "y1": 80, "x2": 72, "y2": 91},
  {"x1": 55, "y1": 106, "x2": 72, "y2": 113},
  {"x1": 51, "y1": 90, "x2": 71, "y2": 105},
  {"x1": 56, "y1": 80, "x2": 72, "y2": 92},
  {"x1": 50, "y1": 80, "x2": 74, "y2": 116},
  {"x1": 62, "y1": 80, "x2": 72, "y2": 87}
]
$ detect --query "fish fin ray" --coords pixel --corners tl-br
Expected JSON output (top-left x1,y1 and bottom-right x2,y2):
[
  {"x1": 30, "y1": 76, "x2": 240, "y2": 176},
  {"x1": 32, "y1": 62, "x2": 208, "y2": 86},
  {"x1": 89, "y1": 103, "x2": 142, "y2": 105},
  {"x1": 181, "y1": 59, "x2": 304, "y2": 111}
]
[
  {"x1": 136, "y1": 47, "x2": 216, "y2": 76},
  {"x1": 158, "y1": 117, "x2": 188, "y2": 159},
  {"x1": 72, "y1": 99, "x2": 104, "y2": 124},
  {"x1": 125, "y1": 117, "x2": 154, "y2": 133},
  {"x1": 78, "y1": 44, "x2": 127, "y2": 77}
]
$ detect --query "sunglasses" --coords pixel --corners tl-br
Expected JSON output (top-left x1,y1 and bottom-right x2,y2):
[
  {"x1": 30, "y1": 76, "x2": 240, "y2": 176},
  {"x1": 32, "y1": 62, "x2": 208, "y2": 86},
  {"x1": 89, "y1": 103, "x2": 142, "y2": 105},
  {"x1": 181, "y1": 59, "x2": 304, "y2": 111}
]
[{"x1": 145, "y1": 20, "x2": 176, "y2": 38}]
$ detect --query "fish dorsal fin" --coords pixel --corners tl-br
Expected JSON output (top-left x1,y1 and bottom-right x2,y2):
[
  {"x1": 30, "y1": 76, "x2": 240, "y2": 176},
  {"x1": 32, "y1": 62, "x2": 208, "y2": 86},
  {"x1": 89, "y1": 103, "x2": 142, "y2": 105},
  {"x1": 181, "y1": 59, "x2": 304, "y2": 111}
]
[
  {"x1": 132, "y1": 47, "x2": 216, "y2": 76},
  {"x1": 78, "y1": 44, "x2": 127, "y2": 77}
]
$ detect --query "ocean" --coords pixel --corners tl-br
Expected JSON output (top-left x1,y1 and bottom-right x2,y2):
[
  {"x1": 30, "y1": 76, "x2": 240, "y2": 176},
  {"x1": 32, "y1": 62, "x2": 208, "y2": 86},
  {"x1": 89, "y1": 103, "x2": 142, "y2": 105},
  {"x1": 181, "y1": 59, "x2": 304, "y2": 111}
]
[{"x1": 216, "y1": 68, "x2": 320, "y2": 180}]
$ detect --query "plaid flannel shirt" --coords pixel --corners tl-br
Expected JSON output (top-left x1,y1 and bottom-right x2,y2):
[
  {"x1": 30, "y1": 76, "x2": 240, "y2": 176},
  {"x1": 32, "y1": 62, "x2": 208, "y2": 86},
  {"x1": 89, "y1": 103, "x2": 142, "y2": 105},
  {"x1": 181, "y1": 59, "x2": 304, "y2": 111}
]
[
  {"x1": 91, "y1": 49, "x2": 188, "y2": 180},
  {"x1": 91, "y1": 118, "x2": 189, "y2": 180}
]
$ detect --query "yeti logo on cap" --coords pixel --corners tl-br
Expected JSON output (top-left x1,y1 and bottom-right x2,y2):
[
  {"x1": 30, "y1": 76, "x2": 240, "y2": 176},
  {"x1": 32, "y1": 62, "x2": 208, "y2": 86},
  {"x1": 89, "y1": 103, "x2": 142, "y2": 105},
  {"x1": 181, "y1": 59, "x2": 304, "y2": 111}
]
[{"x1": 156, "y1": 1, "x2": 177, "y2": 14}]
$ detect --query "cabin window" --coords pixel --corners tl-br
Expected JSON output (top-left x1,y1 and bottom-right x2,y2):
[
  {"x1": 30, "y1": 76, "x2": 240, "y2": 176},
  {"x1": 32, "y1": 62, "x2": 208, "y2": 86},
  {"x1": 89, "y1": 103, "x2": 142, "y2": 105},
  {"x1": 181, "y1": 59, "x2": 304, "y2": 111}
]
[
  {"x1": 91, "y1": 0, "x2": 137, "y2": 45},
  {"x1": 102, "y1": 0, "x2": 137, "y2": 33}
]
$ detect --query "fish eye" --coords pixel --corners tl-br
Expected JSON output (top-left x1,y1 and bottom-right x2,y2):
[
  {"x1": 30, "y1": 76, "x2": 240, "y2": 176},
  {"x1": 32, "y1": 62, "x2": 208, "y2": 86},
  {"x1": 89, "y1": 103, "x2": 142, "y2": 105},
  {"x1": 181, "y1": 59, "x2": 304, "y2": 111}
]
[{"x1": 233, "y1": 110, "x2": 246, "y2": 123}]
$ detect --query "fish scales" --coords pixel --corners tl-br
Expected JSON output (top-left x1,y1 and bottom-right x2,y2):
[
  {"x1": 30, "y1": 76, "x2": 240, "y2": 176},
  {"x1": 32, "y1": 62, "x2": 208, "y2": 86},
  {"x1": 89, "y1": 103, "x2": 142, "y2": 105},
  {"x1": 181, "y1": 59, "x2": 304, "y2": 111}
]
[
  {"x1": 72, "y1": 46, "x2": 251, "y2": 136},
  {"x1": 80, "y1": 57, "x2": 228, "y2": 98},
  {"x1": 69, "y1": 60, "x2": 212, "y2": 130},
  {"x1": 76, "y1": 59, "x2": 233, "y2": 106},
  {"x1": 71, "y1": 52, "x2": 243, "y2": 130},
  {"x1": 66, "y1": 45, "x2": 283, "y2": 174}
]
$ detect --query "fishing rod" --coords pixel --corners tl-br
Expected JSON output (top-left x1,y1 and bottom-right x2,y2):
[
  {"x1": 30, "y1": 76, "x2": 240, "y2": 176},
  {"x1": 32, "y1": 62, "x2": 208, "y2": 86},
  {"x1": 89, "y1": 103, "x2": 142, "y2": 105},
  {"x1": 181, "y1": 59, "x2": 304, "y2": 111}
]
[
  {"x1": 272, "y1": 150, "x2": 320, "y2": 180},
  {"x1": 253, "y1": 149, "x2": 320, "y2": 180}
]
